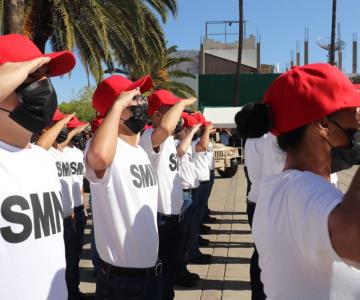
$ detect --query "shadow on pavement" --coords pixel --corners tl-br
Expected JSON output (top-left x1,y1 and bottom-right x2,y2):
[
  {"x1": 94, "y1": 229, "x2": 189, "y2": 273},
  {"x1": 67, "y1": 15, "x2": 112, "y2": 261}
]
[
  {"x1": 175, "y1": 279, "x2": 251, "y2": 291},
  {"x1": 210, "y1": 211, "x2": 247, "y2": 216},
  {"x1": 206, "y1": 229, "x2": 251, "y2": 235},
  {"x1": 200, "y1": 242, "x2": 254, "y2": 249}
]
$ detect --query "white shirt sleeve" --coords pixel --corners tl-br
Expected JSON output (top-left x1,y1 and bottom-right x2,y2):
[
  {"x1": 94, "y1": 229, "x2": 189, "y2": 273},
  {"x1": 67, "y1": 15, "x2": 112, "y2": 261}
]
[
  {"x1": 83, "y1": 139, "x2": 111, "y2": 184},
  {"x1": 287, "y1": 173, "x2": 343, "y2": 268},
  {"x1": 140, "y1": 128, "x2": 163, "y2": 156}
]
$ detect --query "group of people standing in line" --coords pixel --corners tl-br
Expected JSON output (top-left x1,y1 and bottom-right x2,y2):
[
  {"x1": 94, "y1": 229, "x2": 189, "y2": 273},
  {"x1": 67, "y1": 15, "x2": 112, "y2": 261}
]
[
  {"x1": 4, "y1": 32, "x2": 360, "y2": 300},
  {"x1": 0, "y1": 34, "x2": 219, "y2": 300}
]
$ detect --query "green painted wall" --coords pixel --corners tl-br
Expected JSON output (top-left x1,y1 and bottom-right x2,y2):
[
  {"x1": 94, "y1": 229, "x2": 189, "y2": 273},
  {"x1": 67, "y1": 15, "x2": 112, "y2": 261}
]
[{"x1": 198, "y1": 73, "x2": 280, "y2": 109}]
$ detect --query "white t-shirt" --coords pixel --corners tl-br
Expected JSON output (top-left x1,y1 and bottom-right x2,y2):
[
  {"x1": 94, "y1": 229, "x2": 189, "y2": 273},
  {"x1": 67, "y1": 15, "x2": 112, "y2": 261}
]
[
  {"x1": 253, "y1": 170, "x2": 360, "y2": 300},
  {"x1": 63, "y1": 146, "x2": 84, "y2": 207},
  {"x1": 192, "y1": 139, "x2": 210, "y2": 182},
  {"x1": 49, "y1": 147, "x2": 75, "y2": 218},
  {"x1": 244, "y1": 136, "x2": 266, "y2": 203},
  {"x1": 175, "y1": 139, "x2": 200, "y2": 190},
  {"x1": 85, "y1": 137, "x2": 159, "y2": 268},
  {"x1": 245, "y1": 134, "x2": 286, "y2": 203},
  {"x1": 262, "y1": 133, "x2": 286, "y2": 177},
  {"x1": 140, "y1": 129, "x2": 183, "y2": 215},
  {"x1": 0, "y1": 141, "x2": 67, "y2": 300},
  {"x1": 207, "y1": 142, "x2": 215, "y2": 171}
]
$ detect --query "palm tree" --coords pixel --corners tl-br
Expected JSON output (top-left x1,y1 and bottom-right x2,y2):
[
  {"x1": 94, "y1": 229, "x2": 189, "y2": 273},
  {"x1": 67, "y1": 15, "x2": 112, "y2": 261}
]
[
  {"x1": 233, "y1": 0, "x2": 244, "y2": 106},
  {"x1": 0, "y1": 0, "x2": 177, "y2": 81},
  {"x1": 329, "y1": 0, "x2": 336, "y2": 65},
  {"x1": 2, "y1": 0, "x2": 24, "y2": 34},
  {"x1": 129, "y1": 45, "x2": 196, "y2": 98}
]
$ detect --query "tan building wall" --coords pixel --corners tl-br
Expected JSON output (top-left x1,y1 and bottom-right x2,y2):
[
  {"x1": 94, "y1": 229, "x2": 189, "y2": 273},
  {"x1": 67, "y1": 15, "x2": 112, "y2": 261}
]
[{"x1": 205, "y1": 54, "x2": 256, "y2": 74}]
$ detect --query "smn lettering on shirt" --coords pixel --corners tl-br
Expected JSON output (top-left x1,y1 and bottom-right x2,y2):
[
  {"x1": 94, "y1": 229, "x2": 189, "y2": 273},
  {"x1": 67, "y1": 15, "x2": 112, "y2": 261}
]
[
  {"x1": 0, "y1": 192, "x2": 63, "y2": 243},
  {"x1": 169, "y1": 153, "x2": 179, "y2": 172},
  {"x1": 56, "y1": 161, "x2": 85, "y2": 177},
  {"x1": 130, "y1": 164, "x2": 158, "y2": 188}
]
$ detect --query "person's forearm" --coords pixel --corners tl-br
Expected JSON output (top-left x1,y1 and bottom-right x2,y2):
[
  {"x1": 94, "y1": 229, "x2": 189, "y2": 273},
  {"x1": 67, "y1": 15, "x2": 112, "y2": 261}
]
[
  {"x1": 152, "y1": 101, "x2": 187, "y2": 149},
  {"x1": 177, "y1": 128, "x2": 198, "y2": 157},
  {"x1": 158, "y1": 101, "x2": 187, "y2": 136},
  {"x1": 87, "y1": 101, "x2": 124, "y2": 170},
  {"x1": 196, "y1": 128, "x2": 211, "y2": 152},
  {"x1": 329, "y1": 167, "x2": 360, "y2": 262},
  {"x1": 0, "y1": 59, "x2": 50, "y2": 103},
  {"x1": 36, "y1": 120, "x2": 67, "y2": 150}
]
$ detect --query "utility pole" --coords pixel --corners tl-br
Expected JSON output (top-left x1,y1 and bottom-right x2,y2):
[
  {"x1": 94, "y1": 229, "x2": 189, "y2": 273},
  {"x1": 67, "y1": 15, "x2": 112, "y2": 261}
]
[
  {"x1": 329, "y1": 0, "x2": 337, "y2": 65},
  {"x1": 233, "y1": 0, "x2": 243, "y2": 107}
]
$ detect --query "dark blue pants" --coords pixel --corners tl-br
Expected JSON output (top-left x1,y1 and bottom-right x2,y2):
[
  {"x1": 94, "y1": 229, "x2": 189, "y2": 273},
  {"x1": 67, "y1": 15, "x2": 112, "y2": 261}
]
[
  {"x1": 247, "y1": 200, "x2": 266, "y2": 300},
  {"x1": 174, "y1": 189, "x2": 198, "y2": 279},
  {"x1": 204, "y1": 170, "x2": 215, "y2": 220},
  {"x1": 95, "y1": 264, "x2": 163, "y2": 300},
  {"x1": 187, "y1": 181, "x2": 209, "y2": 260},
  {"x1": 157, "y1": 214, "x2": 182, "y2": 300},
  {"x1": 64, "y1": 207, "x2": 86, "y2": 298}
]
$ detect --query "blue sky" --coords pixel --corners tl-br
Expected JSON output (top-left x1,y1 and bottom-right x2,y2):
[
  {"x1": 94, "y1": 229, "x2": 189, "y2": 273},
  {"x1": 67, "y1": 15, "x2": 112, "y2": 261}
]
[{"x1": 52, "y1": 0, "x2": 360, "y2": 102}]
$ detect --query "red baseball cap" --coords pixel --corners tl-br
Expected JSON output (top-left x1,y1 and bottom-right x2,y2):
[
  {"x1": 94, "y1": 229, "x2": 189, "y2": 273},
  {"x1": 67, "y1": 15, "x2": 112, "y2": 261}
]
[
  {"x1": 353, "y1": 83, "x2": 360, "y2": 91},
  {"x1": 147, "y1": 89, "x2": 181, "y2": 117},
  {"x1": 0, "y1": 34, "x2": 76, "y2": 77},
  {"x1": 182, "y1": 113, "x2": 200, "y2": 128},
  {"x1": 67, "y1": 116, "x2": 87, "y2": 129},
  {"x1": 91, "y1": 116, "x2": 104, "y2": 133},
  {"x1": 52, "y1": 108, "x2": 64, "y2": 121},
  {"x1": 193, "y1": 112, "x2": 211, "y2": 126},
  {"x1": 92, "y1": 75, "x2": 153, "y2": 116},
  {"x1": 264, "y1": 63, "x2": 360, "y2": 135}
]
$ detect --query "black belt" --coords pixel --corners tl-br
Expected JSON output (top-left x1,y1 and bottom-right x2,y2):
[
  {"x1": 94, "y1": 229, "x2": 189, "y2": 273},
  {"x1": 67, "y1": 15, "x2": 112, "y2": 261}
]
[
  {"x1": 99, "y1": 259, "x2": 162, "y2": 277},
  {"x1": 199, "y1": 180, "x2": 209, "y2": 184},
  {"x1": 74, "y1": 205, "x2": 84, "y2": 213},
  {"x1": 183, "y1": 188, "x2": 198, "y2": 192},
  {"x1": 157, "y1": 213, "x2": 183, "y2": 223}
]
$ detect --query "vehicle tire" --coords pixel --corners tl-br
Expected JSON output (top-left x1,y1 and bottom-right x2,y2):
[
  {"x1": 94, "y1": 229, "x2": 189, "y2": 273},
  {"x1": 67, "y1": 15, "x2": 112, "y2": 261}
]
[{"x1": 217, "y1": 163, "x2": 238, "y2": 178}]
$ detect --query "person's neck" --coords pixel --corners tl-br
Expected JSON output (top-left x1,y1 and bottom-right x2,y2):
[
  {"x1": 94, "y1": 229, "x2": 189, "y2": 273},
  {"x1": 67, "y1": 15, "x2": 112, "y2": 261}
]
[
  {"x1": 118, "y1": 132, "x2": 139, "y2": 146},
  {"x1": 284, "y1": 139, "x2": 331, "y2": 181},
  {"x1": 0, "y1": 120, "x2": 32, "y2": 149}
]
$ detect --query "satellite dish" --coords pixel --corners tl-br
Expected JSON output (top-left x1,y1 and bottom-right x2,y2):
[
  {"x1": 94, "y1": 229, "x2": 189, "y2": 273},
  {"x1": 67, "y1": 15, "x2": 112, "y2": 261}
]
[{"x1": 316, "y1": 36, "x2": 346, "y2": 51}]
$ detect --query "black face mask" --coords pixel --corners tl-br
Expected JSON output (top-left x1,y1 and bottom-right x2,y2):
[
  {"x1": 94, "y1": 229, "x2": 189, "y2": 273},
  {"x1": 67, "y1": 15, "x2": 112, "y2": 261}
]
[
  {"x1": 328, "y1": 118, "x2": 359, "y2": 149},
  {"x1": 71, "y1": 134, "x2": 85, "y2": 150},
  {"x1": 123, "y1": 104, "x2": 148, "y2": 134},
  {"x1": 56, "y1": 128, "x2": 68, "y2": 144},
  {"x1": 7, "y1": 78, "x2": 58, "y2": 133},
  {"x1": 331, "y1": 145, "x2": 360, "y2": 173},
  {"x1": 327, "y1": 118, "x2": 360, "y2": 172}
]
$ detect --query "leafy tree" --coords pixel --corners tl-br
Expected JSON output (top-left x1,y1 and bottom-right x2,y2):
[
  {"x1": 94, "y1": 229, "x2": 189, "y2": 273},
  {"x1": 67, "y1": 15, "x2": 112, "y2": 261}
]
[
  {"x1": 129, "y1": 45, "x2": 196, "y2": 98},
  {"x1": 59, "y1": 86, "x2": 96, "y2": 122},
  {"x1": 0, "y1": 0, "x2": 177, "y2": 81}
]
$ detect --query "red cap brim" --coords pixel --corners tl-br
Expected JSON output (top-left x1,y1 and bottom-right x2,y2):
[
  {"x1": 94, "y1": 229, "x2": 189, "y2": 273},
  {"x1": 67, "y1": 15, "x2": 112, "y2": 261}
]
[
  {"x1": 44, "y1": 51, "x2": 76, "y2": 77},
  {"x1": 126, "y1": 75, "x2": 153, "y2": 93}
]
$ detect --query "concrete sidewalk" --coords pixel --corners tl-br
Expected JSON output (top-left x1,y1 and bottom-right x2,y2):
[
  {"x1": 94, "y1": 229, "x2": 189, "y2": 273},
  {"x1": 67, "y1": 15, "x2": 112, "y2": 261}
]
[{"x1": 79, "y1": 166, "x2": 357, "y2": 299}]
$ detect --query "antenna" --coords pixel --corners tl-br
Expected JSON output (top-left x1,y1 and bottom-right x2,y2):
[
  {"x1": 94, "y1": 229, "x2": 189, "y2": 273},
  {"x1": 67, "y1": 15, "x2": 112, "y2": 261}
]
[{"x1": 317, "y1": 35, "x2": 345, "y2": 64}]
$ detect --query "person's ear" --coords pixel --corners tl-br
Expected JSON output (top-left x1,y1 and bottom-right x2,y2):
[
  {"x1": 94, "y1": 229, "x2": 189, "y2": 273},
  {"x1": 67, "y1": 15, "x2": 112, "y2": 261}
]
[{"x1": 316, "y1": 118, "x2": 331, "y2": 138}]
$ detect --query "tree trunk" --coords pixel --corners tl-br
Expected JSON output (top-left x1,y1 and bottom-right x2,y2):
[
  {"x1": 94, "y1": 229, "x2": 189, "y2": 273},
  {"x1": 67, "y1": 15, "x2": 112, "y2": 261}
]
[
  {"x1": 3, "y1": 0, "x2": 25, "y2": 34},
  {"x1": 233, "y1": 0, "x2": 243, "y2": 107},
  {"x1": 329, "y1": 0, "x2": 336, "y2": 65},
  {"x1": 30, "y1": 0, "x2": 53, "y2": 52}
]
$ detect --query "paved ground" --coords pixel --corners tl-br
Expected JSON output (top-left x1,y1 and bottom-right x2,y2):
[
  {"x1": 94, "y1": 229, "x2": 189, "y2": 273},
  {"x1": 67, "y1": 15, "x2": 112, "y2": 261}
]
[{"x1": 79, "y1": 165, "x2": 358, "y2": 299}]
